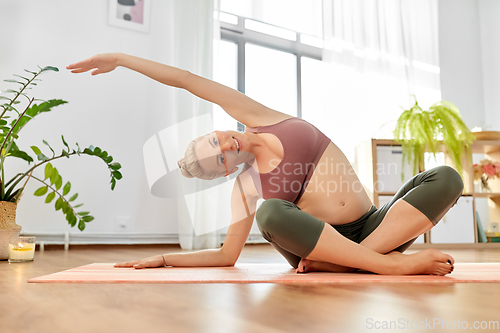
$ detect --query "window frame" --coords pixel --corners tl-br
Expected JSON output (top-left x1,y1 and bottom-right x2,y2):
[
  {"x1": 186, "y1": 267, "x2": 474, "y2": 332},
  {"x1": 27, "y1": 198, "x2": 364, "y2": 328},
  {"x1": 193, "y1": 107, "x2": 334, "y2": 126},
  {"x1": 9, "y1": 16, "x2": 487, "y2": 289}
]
[{"x1": 219, "y1": 14, "x2": 322, "y2": 128}]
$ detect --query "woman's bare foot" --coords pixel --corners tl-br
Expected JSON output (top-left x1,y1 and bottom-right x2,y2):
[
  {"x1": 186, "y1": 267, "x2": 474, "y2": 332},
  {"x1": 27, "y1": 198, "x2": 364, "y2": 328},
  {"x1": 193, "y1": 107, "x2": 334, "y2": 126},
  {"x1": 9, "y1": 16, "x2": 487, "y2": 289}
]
[
  {"x1": 296, "y1": 249, "x2": 455, "y2": 276},
  {"x1": 386, "y1": 248, "x2": 454, "y2": 276},
  {"x1": 296, "y1": 258, "x2": 356, "y2": 274}
]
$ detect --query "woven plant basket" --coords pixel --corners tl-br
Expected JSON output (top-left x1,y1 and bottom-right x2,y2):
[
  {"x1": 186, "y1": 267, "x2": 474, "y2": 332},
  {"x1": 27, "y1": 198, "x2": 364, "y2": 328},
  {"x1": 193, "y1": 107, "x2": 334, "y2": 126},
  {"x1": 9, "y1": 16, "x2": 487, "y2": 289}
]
[{"x1": 0, "y1": 201, "x2": 21, "y2": 260}]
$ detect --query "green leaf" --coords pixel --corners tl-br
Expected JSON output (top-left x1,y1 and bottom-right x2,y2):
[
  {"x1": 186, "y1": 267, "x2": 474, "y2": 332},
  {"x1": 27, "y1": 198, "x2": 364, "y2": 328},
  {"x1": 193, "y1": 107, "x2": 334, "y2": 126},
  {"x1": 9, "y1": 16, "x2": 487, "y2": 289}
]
[
  {"x1": 66, "y1": 209, "x2": 75, "y2": 220},
  {"x1": 100, "y1": 151, "x2": 108, "y2": 159},
  {"x1": 44, "y1": 163, "x2": 53, "y2": 180},
  {"x1": 30, "y1": 146, "x2": 41, "y2": 155},
  {"x1": 10, "y1": 188, "x2": 24, "y2": 203},
  {"x1": 55, "y1": 175, "x2": 63, "y2": 190},
  {"x1": 105, "y1": 156, "x2": 113, "y2": 163},
  {"x1": 62, "y1": 182, "x2": 71, "y2": 195},
  {"x1": 4, "y1": 79, "x2": 24, "y2": 85},
  {"x1": 78, "y1": 211, "x2": 90, "y2": 216},
  {"x1": 111, "y1": 178, "x2": 116, "y2": 191},
  {"x1": 82, "y1": 216, "x2": 94, "y2": 223},
  {"x1": 34, "y1": 186, "x2": 48, "y2": 196},
  {"x1": 42, "y1": 140, "x2": 55, "y2": 157},
  {"x1": 61, "y1": 201, "x2": 69, "y2": 214},
  {"x1": 69, "y1": 193, "x2": 78, "y2": 202},
  {"x1": 78, "y1": 220, "x2": 86, "y2": 231},
  {"x1": 37, "y1": 153, "x2": 49, "y2": 161},
  {"x1": 2, "y1": 89, "x2": 20, "y2": 94},
  {"x1": 37, "y1": 99, "x2": 67, "y2": 113},
  {"x1": 112, "y1": 171, "x2": 122, "y2": 180},
  {"x1": 11, "y1": 114, "x2": 33, "y2": 134},
  {"x1": 13, "y1": 74, "x2": 29, "y2": 81},
  {"x1": 55, "y1": 197, "x2": 63, "y2": 211},
  {"x1": 45, "y1": 192, "x2": 56, "y2": 203},
  {"x1": 7, "y1": 150, "x2": 33, "y2": 164},
  {"x1": 42, "y1": 66, "x2": 59, "y2": 72},
  {"x1": 50, "y1": 168, "x2": 59, "y2": 185},
  {"x1": 26, "y1": 104, "x2": 39, "y2": 117},
  {"x1": 93, "y1": 147, "x2": 101, "y2": 155},
  {"x1": 1, "y1": 103, "x2": 17, "y2": 110},
  {"x1": 73, "y1": 203, "x2": 83, "y2": 208},
  {"x1": 70, "y1": 215, "x2": 78, "y2": 227},
  {"x1": 109, "y1": 162, "x2": 121, "y2": 170},
  {"x1": 61, "y1": 135, "x2": 70, "y2": 151}
]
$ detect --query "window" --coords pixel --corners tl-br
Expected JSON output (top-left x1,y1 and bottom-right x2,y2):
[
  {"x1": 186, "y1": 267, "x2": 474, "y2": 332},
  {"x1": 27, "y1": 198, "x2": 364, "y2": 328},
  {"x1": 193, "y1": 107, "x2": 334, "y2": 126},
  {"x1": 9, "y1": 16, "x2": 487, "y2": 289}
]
[
  {"x1": 215, "y1": 1, "x2": 442, "y2": 165},
  {"x1": 213, "y1": 40, "x2": 238, "y2": 132},
  {"x1": 245, "y1": 43, "x2": 297, "y2": 116},
  {"x1": 220, "y1": 0, "x2": 322, "y2": 37},
  {"x1": 214, "y1": 7, "x2": 323, "y2": 131}
]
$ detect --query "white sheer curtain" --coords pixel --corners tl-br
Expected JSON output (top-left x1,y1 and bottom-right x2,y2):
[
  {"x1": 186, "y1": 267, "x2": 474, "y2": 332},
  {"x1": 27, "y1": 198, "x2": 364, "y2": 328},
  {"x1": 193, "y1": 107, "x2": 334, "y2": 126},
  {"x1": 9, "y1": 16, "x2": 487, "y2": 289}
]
[
  {"x1": 302, "y1": 0, "x2": 440, "y2": 162},
  {"x1": 172, "y1": 0, "x2": 230, "y2": 250}
]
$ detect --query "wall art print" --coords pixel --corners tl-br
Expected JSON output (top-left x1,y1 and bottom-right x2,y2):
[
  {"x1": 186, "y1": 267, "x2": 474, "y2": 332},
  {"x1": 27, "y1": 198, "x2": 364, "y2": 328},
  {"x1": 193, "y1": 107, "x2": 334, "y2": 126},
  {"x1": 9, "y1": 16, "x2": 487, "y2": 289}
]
[{"x1": 108, "y1": 0, "x2": 151, "y2": 33}]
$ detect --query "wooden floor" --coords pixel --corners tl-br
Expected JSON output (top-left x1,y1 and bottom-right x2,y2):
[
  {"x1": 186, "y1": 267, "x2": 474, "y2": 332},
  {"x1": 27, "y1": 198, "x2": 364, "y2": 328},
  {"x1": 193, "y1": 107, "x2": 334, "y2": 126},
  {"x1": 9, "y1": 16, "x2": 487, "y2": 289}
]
[{"x1": 1, "y1": 244, "x2": 500, "y2": 333}]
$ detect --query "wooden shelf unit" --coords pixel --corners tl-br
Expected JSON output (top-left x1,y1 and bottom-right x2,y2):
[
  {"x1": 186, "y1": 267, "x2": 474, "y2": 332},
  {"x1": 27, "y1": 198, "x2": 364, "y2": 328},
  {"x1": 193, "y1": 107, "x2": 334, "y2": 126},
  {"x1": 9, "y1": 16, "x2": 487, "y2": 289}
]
[
  {"x1": 471, "y1": 140, "x2": 500, "y2": 232},
  {"x1": 355, "y1": 138, "x2": 500, "y2": 246}
]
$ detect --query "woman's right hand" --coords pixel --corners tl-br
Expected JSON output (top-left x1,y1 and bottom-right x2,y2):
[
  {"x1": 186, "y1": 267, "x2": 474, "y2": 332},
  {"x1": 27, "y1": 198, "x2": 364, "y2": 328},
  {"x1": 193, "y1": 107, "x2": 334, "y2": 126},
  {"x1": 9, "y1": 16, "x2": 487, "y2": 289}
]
[
  {"x1": 66, "y1": 53, "x2": 121, "y2": 76},
  {"x1": 114, "y1": 254, "x2": 166, "y2": 269}
]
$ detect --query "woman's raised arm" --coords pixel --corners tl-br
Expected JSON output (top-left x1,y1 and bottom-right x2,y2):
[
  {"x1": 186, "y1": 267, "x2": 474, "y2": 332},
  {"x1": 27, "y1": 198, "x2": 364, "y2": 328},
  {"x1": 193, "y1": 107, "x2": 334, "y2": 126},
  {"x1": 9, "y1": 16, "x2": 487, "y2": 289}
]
[{"x1": 67, "y1": 53, "x2": 288, "y2": 127}]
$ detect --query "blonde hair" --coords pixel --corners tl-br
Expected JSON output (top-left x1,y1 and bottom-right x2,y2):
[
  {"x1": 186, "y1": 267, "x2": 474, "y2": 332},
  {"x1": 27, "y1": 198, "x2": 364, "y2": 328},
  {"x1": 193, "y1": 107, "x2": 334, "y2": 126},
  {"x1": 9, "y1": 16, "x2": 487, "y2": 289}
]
[{"x1": 177, "y1": 136, "x2": 226, "y2": 180}]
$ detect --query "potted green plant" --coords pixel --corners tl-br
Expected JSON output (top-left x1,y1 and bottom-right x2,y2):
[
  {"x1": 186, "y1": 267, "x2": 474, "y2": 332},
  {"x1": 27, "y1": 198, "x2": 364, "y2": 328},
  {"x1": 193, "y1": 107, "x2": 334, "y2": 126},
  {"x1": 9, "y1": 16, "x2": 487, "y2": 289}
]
[
  {"x1": 393, "y1": 98, "x2": 475, "y2": 177},
  {"x1": 0, "y1": 66, "x2": 123, "y2": 259}
]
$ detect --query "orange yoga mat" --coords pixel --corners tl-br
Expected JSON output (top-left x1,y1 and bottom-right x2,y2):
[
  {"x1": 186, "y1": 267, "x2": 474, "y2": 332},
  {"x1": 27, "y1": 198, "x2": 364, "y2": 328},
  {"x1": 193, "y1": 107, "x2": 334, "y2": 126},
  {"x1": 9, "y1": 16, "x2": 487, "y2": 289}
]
[{"x1": 28, "y1": 263, "x2": 500, "y2": 284}]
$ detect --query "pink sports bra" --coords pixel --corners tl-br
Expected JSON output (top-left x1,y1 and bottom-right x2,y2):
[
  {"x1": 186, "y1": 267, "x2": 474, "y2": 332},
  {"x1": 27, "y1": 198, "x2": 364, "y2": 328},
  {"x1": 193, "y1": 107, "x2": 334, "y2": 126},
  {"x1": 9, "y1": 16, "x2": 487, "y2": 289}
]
[{"x1": 246, "y1": 117, "x2": 331, "y2": 204}]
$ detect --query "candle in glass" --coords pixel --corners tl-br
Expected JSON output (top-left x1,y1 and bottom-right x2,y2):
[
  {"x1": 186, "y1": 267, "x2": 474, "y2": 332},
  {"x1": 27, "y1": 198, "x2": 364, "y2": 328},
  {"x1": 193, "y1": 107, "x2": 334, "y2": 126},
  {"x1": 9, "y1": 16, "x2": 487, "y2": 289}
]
[{"x1": 8, "y1": 236, "x2": 36, "y2": 263}]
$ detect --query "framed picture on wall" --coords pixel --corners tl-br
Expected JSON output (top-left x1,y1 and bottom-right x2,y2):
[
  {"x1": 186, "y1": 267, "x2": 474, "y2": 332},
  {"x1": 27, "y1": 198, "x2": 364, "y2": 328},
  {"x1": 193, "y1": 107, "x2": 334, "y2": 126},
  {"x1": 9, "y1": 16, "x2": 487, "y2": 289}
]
[{"x1": 108, "y1": 0, "x2": 151, "y2": 33}]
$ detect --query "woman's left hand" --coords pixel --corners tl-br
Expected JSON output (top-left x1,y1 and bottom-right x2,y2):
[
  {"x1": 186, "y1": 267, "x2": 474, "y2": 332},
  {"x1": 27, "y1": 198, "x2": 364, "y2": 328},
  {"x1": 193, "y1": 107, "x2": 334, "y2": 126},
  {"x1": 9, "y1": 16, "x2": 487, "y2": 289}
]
[{"x1": 67, "y1": 53, "x2": 121, "y2": 76}]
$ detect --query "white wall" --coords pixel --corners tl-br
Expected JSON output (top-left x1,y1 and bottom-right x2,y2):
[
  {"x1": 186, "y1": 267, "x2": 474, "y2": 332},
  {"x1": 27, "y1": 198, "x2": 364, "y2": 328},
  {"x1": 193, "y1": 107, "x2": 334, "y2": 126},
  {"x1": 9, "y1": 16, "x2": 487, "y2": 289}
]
[
  {"x1": 439, "y1": 0, "x2": 500, "y2": 131},
  {"x1": 0, "y1": 0, "x2": 180, "y2": 236},
  {"x1": 438, "y1": 0, "x2": 500, "y2": 231},
  {"x1": 478, "y1": 0, "x2": 500, "y2": 131},
  {"x1": 438, "y1": 0, "x2": 486, "y2": 129}
]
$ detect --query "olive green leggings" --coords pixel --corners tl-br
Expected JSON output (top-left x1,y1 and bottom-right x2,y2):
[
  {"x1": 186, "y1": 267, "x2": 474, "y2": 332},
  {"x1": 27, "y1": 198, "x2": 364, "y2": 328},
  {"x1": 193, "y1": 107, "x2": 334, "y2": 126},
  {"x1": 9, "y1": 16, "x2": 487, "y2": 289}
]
[{"x1": 255, "y1": 165, "x2": 464, "y2": 269}]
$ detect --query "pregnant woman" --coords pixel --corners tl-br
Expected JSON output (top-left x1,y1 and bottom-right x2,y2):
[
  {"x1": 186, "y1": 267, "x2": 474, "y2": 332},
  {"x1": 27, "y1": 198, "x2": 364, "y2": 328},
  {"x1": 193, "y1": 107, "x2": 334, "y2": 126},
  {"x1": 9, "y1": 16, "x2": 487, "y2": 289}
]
[{"x1": 67, "y1": 53, "x2": 462, "y2": 275}]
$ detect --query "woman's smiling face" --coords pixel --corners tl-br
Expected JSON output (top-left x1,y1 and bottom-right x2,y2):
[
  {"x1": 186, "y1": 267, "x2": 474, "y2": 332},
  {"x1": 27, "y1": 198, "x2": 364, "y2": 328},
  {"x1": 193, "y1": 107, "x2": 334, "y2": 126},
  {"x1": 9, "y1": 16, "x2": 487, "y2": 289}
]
[{"x1": 195, "y1": 131, "x2": 252, "y2": 177}]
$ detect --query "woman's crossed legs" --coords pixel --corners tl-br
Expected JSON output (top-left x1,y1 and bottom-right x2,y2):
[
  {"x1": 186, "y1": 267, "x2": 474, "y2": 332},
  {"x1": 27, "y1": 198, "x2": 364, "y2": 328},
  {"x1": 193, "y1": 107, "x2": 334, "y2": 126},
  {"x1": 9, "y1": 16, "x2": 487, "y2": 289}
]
[{"x1": 256, "y1": 166, "x2": 463, "y2": 275}]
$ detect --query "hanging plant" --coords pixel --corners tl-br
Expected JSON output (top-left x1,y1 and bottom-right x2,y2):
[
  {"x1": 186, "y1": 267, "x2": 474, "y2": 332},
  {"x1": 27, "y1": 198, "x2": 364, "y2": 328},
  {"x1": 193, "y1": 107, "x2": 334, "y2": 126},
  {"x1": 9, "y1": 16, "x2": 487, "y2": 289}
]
[{"x1": 393, "y1": 98, "x2": 475, "y2": 178}]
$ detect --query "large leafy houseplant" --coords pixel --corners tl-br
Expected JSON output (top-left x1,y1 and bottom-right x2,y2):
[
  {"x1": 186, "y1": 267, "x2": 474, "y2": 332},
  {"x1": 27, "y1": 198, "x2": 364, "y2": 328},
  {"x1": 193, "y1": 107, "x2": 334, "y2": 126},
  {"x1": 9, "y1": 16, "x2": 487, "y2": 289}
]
[
  {"x1": 393, "y1": 99, "x2": 475, "y2": 177},
  {"x1": 0, "y1": 66, "x2": 122, "y2": 231}
]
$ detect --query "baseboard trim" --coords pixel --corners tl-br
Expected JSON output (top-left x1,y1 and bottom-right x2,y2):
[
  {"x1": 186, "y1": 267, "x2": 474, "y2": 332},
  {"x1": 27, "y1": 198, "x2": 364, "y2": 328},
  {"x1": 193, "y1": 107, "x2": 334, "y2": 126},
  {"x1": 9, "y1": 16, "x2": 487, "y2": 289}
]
[
  {"x1": 23, "y1": 232, "x2": 493, "y2": 250},
  {"x1": 410, "y1": 243, "x2": 500, "y2": 249},
  {"x1": 21, "y1": 232, "x2": 267, "y2": 250}
]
